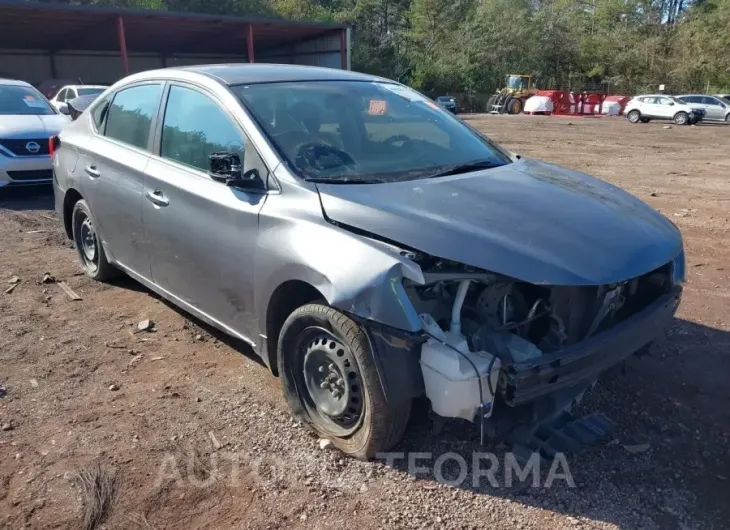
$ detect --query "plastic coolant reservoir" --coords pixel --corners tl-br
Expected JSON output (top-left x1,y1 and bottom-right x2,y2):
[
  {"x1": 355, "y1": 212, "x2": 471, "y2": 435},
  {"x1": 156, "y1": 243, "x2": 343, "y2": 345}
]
[{"x1": 419, "y1": 328, "x2": 502, "y2": 422}]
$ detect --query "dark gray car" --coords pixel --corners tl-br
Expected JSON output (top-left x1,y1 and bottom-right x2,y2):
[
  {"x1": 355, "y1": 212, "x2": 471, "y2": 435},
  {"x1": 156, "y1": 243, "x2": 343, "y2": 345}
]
[{"x1": 53, "y1": 65, "x2": 684, "y2": 459}]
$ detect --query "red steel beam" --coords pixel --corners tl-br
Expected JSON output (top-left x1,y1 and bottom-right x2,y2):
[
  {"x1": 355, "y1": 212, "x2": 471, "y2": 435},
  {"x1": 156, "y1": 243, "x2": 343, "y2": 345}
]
[
  {"x1": 117, "y1": 16, "x2": 130, "y2": 76},
  {"x1": 247, "y1": 23, "x2": 255, "y2": 63},
  {"x1": 340, "y1": 28, "x2": 347, "y2": 70}
]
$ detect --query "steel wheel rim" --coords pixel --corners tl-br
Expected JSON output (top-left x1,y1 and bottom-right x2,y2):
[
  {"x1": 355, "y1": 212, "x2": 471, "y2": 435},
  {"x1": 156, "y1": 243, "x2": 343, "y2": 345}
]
[
  {"x1": 80, "y1": 217, "x2": 97, "y2": 263},
  {"x1": 74, "y1": 211, "x2": 99, "y2": 272},
  {"x1": 295, "y1": 327, "x2": 364, "y2": 437}
]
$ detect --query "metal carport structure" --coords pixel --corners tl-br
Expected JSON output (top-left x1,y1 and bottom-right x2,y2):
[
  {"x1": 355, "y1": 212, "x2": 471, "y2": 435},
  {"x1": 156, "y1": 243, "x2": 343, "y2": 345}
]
[{"x1": 0, "y1": 0, "x2": 350, "y2": 86}]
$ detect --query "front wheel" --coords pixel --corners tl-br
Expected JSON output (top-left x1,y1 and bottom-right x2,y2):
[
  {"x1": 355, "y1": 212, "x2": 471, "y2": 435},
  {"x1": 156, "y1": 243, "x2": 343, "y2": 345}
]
[
  {"x1": 278, "y1": 304, "x2": 411, "y2": 460},
  {"x1": 627, "y1": 110, "x2": 641, "y2": 123},
  {"x1": 674, "y1": 112, "x2": 689, "y2": 125},
  {"x1": 487, "y1": 95, "x2": 497, "y2": 112}
]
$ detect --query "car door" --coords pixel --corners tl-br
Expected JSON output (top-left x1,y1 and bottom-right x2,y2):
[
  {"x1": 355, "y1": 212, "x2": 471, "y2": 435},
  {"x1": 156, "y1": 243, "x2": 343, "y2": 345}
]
[
  {"x1": 702, "y1": 96, "x2": 725, "y2": 120},
  {"x1": 80, "y1": 82, "x2": 164, "y2": 280},
  {"x1": 142, "y1": 83, "x2": 268, "y2": 339},
  {"x1": 655, "y1": 97, "x2": 676, "y2": 119},
  {"x1": 640, "y1": 97, "x2": 659, "y2": 117}
]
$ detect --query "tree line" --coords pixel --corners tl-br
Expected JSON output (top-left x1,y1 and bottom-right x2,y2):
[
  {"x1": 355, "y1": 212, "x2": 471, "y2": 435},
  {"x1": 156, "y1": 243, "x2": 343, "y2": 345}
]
[{"x1": 42, "y1": 0, "x2": 730, "y2": 107}]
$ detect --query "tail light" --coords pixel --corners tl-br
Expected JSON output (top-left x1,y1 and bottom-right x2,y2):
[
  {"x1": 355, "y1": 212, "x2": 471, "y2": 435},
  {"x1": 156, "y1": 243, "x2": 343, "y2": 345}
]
[{"x1": 49, "y1": 135, "x2": 60, "y2": 157}]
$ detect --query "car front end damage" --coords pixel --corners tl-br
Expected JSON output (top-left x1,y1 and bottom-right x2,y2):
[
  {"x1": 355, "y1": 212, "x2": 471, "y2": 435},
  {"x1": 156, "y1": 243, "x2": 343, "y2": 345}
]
[{"x1": 351, "y1": 249, "x2": 684, "y2": 448}]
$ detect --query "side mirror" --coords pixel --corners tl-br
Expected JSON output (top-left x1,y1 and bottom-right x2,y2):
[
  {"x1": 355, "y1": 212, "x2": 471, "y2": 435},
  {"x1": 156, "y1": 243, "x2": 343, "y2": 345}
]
[
  {"x1": 209, "y1": 152, "x2": 262, "y2": 189},
  {"x1": 668, "y1": 102, "x2": 674, "y2": 106},
  {"x1": 58, "y1": 103, "x2": 70, "y2": 115}
]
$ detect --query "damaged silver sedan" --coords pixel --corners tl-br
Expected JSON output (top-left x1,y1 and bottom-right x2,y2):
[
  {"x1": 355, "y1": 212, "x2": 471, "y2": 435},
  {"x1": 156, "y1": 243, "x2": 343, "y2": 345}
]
[{"x1": 53, "y1": 65, "x2": 684, "y2": 460}]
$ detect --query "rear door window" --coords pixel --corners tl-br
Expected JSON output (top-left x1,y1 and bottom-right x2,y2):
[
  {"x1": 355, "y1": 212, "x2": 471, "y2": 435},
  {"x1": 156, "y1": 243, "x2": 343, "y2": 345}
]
[
  {"x1": 159, "y1": 85, "x2": 245, "y2": 172},
  {"x1": 103, "y1": 84, "x2": 163, "y2": 150}
]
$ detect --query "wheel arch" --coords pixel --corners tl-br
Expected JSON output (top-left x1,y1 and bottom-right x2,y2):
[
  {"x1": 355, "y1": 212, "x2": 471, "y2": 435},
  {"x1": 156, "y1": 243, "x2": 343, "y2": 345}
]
[
  {"x1": 62, "y1": 187, "x2": 83, "y2": 240},
  {"x1": 264, "y1": 279, "x2": 326, "y2": 375}
]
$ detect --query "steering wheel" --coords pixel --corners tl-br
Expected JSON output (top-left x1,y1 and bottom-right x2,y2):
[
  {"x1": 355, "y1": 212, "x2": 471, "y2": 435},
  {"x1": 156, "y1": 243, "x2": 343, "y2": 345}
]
[
  {"x1": 383, "y1": 135, "x2": 414, "y2": 148},
  {"x1": 295, "y1": 142, "x2": 355, "y2": 173}
]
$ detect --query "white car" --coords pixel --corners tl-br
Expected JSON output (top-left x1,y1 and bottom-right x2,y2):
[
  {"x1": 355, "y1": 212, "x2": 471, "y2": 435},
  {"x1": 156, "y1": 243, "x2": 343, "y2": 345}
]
[
  {"x1": 49, "y1": 85, "x2": 108, "y2": 112},
  {"x1": 624, "y1": 94, "x2": 704, "y2": 126},
  {"x1": 676, "y1": 95, "x2": 730, "y2": 123},
  {"x1": 0, "y1": 78, "x2": 69, "y2": 188}
]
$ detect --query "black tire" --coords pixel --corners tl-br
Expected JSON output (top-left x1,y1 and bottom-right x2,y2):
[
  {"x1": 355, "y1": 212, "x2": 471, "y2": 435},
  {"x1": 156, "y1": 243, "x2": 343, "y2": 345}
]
[
  {"x1": 507, "y1": 98, "x2": 522, "y2": 114},
  {"x1": 278, "y1": 304, "x2": 411, "y2": 460},
  {"x1": 673, "y1": 111, "x2": 689, "y2": 125},
  {"x1": 640, "y1": 118, "x2": 651, "y2": 123},
  {"x1": 71, "y1": 199, "x2": 119, "y2": 281},
  {"x1": 725, "y1": 114, "x2": 730, "y2": 124},
  {"x1": 500, "y1": 95, "x2": 513, "y2": 114},
  {"x1": 487, "y1": 95, "x2": 497, "y2": 112},
  {"x1": 627, "y1": 110, "x2": 641, "y2": 123}
]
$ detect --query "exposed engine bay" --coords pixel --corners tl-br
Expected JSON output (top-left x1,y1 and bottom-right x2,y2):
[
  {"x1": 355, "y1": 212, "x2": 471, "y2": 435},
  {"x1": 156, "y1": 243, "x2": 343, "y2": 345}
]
[
  {"x1": 406, "y1": 258, "x2": 675, "y2": 423},
  {"x1": 408, "y1": 259, "x2": 673, "y2": 361}
]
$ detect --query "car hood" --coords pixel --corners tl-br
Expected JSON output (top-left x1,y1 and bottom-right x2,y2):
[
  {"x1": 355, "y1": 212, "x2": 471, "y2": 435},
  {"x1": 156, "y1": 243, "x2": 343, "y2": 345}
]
[
  {"x1": 316, "y1": 158, "x2": 683, "y2": 285},
  {"x1": 0, "y1": 114, "x2": 69, "y2": 138}
]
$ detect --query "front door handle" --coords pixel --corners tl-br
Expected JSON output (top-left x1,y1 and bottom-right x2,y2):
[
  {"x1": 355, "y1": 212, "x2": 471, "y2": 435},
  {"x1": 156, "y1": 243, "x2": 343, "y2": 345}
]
[
  {"x1": 145, "y1": 189, "x2": 169, "y2": 207},
  {"x1": 84, "y1": 165, "x2": 100, "y2": 178}
]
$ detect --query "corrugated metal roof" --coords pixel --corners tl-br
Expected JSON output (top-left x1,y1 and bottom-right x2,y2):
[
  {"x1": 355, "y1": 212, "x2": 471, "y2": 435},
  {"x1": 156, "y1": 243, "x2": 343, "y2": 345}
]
[{"x1": 0, "y1": 0, "x2": 346, "y2": 54}]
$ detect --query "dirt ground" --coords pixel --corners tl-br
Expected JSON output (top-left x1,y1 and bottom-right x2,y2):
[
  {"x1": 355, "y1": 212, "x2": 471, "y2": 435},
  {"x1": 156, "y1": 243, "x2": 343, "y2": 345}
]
[{"x1": 1, "y1": 115, "x2": 729, "y2": 530}]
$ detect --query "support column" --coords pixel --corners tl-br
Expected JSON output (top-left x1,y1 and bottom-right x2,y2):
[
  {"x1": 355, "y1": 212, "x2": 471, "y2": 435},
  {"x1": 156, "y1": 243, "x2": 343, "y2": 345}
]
[
  {"x1": 49, "y1": 52, "x2": 57, "y2": 78},
  {"x1": 117, "y1": 16, "x2": 130, "y2": 76},
  {"x1": 247, "y1": 23, "x2": 255, "y2": 63},
  {"x1": 340, "y1": 28, "x2": 347, "y2": 70}
]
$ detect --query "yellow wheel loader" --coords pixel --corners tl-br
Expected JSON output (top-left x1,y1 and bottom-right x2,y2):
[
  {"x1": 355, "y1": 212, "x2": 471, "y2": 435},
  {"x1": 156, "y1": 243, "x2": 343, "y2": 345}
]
[{"x1": 487, "y1": 74, "x2": 537, "y2": 114}]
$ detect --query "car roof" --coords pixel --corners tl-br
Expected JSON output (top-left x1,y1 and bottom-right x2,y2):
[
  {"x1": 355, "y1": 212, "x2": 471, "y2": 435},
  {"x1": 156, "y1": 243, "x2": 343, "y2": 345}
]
[
  {"x1": 0, "y1": 78, "x2": 32, "y2": 87},
  {"x1": 64, "y1": 84, "x2": 108, "y2": 89},
  {"x1": 146, "y1": 64, "x2": 389, "y2": 86},
  {"x1": 676, "y1": 94, "x2": 715, "y2": 97}
]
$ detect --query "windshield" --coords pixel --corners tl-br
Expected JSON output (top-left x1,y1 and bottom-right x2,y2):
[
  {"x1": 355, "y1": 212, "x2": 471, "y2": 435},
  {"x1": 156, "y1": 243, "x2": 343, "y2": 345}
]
[
  {"x1": 0, "y1": 85, "x2": 55, "y2": 116},
  {"x1": 506, "y1": 76, "x2": 522, "y2": 89},
  {"x1": 234, "y1": 81, "x2": 509, "y2": 183},
  {"x1": 77, "y1": 87, "x2": 106, "y2": 97}
]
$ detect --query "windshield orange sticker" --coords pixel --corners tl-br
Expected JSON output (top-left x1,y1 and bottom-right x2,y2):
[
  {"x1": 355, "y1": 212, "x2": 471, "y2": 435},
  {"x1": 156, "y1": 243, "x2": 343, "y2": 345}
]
[{"x1": 368, "y1": 99, "x2": 387, "y2": 115}]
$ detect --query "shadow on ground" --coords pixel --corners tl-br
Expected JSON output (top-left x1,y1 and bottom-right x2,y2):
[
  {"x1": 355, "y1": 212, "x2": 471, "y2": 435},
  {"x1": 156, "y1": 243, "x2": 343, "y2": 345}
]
[
  {"x1": 0, "y1": 184, "x2": 54, "y2": 210},
  {"x1": 381, "y1": 317, "x2": 730, "y2": 529}
]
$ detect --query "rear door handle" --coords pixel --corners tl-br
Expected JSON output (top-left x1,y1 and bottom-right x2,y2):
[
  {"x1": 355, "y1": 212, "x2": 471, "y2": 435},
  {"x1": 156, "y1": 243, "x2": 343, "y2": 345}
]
[
  {"x1": 145, "y1": 189, "x2": 169, "y2": 207},
  {"x1": 84, "y1": 165, "x2": 100, "y2": 178}
]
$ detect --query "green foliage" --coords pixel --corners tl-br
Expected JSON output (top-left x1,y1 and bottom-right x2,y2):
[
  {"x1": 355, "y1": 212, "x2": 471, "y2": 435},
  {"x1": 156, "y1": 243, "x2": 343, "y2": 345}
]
[{"x1": 53, "y1": 0, "x2": 730, "y2": 97}]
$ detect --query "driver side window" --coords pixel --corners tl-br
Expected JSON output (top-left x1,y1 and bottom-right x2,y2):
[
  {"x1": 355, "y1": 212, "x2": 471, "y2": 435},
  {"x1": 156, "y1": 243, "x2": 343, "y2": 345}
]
[{"x1": 160, "y1": 86, "x2": 245, "y2": 173}]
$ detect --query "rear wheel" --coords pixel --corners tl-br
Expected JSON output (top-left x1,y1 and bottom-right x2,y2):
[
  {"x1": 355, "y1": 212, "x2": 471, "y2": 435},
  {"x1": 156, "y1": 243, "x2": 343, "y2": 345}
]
[
  {"x1": 674, "y1": 112, "x2": 689, "y2": 125},
  {"x1": 627, "y1": 110, "x2": 641, "y2": 123},
  {"x1": 72, "y1": 200, "x2": 119, "y2": 281},
  {"x1": 507, "y1": 98, "x2": 522, "y2": 114},
  {"x1": 278, "y1": 304, "x2": 411, "y2": 460}
]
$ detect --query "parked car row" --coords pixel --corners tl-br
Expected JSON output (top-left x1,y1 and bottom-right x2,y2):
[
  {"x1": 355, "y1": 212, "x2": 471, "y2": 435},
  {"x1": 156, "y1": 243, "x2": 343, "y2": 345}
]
[
  {"x1": 0, "y1": 79, "x2": 108, "y2": 188},
  {"x1": 625, "y1": 93, "x2": 730, "y2": 125},
  {"x1": 44, "y1": 64, "x2": 685, "y2": 459},
  {"x1": 0, "y1": 78, "x2": 70, "y2": 188}
]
